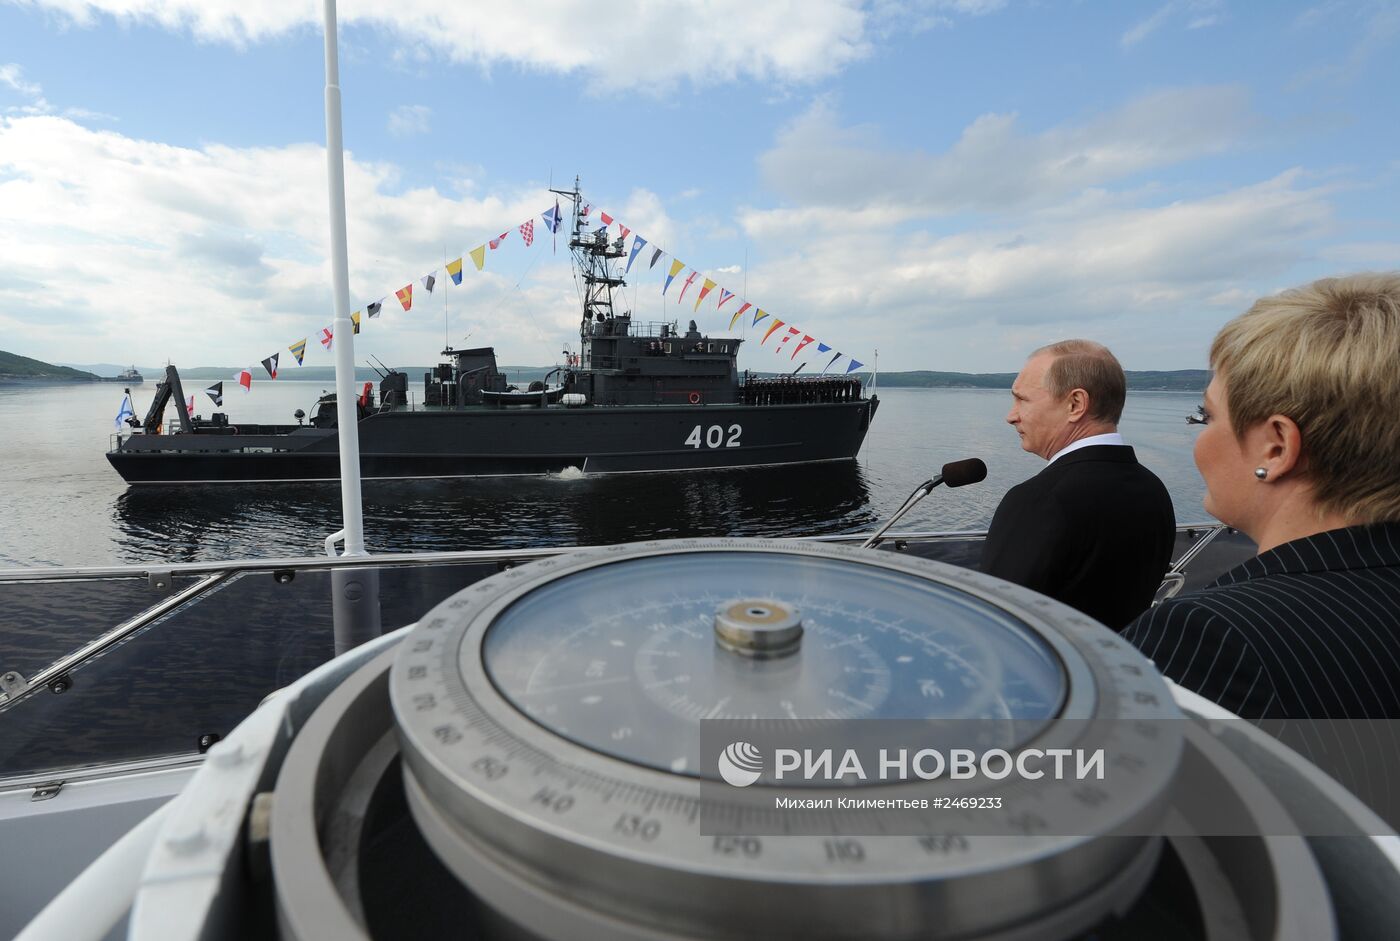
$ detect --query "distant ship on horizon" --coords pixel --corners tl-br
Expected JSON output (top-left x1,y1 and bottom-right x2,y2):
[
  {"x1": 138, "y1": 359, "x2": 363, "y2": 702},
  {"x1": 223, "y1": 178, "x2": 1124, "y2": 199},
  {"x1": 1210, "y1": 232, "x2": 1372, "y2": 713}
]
[{"x1": 92, "y1": 365, "x2": 144, "y2": 383}]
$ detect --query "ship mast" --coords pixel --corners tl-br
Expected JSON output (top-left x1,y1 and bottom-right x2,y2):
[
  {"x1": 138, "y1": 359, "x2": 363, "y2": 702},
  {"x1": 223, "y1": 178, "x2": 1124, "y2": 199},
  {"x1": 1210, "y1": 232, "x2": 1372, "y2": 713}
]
[{"x1": 550, "y1": 178, "x2": 629, "y2": 340}]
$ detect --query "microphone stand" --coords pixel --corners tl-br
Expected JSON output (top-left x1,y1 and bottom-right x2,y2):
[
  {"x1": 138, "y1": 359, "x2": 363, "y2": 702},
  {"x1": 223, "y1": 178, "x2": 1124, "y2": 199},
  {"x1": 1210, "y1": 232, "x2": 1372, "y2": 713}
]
[{"x1": 861, "y1": 475, "x2": 943, "y2": 550}]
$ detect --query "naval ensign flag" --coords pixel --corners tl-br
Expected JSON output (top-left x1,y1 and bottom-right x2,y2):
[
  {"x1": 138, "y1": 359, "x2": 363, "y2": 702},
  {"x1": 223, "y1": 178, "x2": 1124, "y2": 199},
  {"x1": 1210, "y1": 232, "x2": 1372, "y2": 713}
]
[{"x1": 114, "y1": 394, "x2": 135, "y2": 431}]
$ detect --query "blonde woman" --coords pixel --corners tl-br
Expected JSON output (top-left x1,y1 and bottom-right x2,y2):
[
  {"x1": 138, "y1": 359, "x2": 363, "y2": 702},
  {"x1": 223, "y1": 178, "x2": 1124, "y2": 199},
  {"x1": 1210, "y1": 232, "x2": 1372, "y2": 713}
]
[{"x1": 1125, "y1": 274, "x2": 1400, "y2": 724}]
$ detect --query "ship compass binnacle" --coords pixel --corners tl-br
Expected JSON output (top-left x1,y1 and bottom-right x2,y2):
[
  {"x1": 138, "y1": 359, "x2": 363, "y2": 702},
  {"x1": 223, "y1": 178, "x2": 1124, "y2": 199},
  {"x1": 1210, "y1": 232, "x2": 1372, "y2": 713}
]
[{"x1": 251, "y1": 539, "x2": 1234, "y2": 941}]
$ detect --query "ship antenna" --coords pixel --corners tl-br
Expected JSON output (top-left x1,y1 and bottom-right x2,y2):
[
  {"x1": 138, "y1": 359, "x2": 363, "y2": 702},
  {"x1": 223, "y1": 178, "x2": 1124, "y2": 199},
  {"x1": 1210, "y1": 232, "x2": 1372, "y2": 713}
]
[{"x1": 549, "y1": 175, "x2": 589, "y2": 341}]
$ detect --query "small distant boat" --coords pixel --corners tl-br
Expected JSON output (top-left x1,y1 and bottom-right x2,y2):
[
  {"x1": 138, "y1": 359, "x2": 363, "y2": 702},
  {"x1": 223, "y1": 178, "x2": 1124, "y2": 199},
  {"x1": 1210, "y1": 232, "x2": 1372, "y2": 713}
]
[{"x1": 96, "y1": 365, "x2": 144, "y2": 383}]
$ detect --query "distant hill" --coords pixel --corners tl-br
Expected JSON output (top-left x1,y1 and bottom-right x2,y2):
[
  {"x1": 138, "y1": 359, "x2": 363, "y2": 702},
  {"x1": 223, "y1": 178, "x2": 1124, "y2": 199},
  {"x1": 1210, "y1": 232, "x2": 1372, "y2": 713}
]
[
  {"x1": 0, "y1": 350, "x2": 99, "y2": 381},
  {"x1": 766, "y1": 369, "x2": 1211, "y2": 391},
  {"x1": 1119, "y1": 370, "x2": 1213, "y2": 391},
  {"x1": 843, "y1": 370, "x2": 1017, "y2": 388},
  {"x1": 56, "y1": 362, "x2": 154, "y2": 378},
  {"x1": 871, "y1": 369, "x2": 1210, "y2": 391}
]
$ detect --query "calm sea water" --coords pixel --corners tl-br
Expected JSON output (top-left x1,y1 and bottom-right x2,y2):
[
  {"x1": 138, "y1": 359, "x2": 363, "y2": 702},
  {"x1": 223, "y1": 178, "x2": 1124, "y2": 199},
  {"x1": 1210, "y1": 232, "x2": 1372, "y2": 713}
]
[{"x1": 0, "y1": 380, "x2": 1210, "y2": 567}]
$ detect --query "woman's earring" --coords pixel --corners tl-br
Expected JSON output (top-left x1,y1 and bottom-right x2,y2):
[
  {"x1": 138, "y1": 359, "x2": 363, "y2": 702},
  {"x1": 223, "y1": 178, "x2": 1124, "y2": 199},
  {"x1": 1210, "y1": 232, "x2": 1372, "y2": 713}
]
[{"x1": 1254, "y1": 467, "x2": 1268, "y2": 480}]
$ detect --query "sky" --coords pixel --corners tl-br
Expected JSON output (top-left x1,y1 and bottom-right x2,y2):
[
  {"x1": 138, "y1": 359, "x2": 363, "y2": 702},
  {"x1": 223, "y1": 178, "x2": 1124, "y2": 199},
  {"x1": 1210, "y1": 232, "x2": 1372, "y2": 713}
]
[{"x1": 1, "y1": 0, "x2": 1397, "y2": 374}]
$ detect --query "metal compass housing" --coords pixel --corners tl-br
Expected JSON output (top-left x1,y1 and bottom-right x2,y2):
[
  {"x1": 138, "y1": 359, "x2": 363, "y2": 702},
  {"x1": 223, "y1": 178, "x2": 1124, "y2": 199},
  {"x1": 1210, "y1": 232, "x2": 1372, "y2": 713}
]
[{"x1": 390, "y1": 539, "x2": 1183, "y2": 941}]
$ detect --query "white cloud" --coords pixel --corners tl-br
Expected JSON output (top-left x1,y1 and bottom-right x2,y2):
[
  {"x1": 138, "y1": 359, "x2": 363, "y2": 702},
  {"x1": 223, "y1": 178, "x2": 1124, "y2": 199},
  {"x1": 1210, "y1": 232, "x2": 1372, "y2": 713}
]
[
  {"x1": 1294, "y1": 2, "x2": 1346, "y2": 30},
  {"x1": 1291, "y1": 1, "x2": 1400, "y2": 87},
  {"x1": 6, "y1": 1, "x2": 1004, "y2": 92},
  {"x1": 757, "y1": 86, "x2": 1254, "y2": 218},
  {"x1": 727, "y1": 170, "x2": 1335, "y2": 369},
  {"x1": 0, "y1": 114, "x2": 584, "y2": 366},
  {"x1": 0, "y1": 63, "x2": 44, "y2": 99},
  {"x1": 1121, "y1": 3, "x2": 1176, "y2": 48},
  {"x1": 0, "y1": 62, "x2": 53, "y2": 115},
  {"x1": 1205, "y1": 287, "x2": 1255, "y2": 308},
  {"x1": 1121, "y1": 1, "x2": 1222, "y2": 49},
  {"x1": 617, "y1": 189, "x2": 673, "y2": 238},
  {"x1": 0, "y1": 112, "x2": 1352, "y2": 373},
  {"x1": 0, "y1": 61, "x2": 118, "y2": 121},
  {"x1": 388, "y1": 104, "x2": 431, "y2": 137}
]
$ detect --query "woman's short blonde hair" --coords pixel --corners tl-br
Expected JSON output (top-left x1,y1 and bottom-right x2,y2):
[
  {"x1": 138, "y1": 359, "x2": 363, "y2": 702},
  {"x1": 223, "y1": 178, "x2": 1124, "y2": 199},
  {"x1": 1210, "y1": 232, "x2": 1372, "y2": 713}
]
[{"x1": 1211, "y1": 272, "x2": 1400, "y2": 524}]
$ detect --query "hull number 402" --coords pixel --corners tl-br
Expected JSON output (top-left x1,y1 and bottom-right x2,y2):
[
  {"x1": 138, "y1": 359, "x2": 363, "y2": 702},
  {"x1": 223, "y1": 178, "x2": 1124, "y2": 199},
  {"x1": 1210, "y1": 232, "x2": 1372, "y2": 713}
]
[{"x1": 686, "y1": 424, "x2": 742, "y2": 448}]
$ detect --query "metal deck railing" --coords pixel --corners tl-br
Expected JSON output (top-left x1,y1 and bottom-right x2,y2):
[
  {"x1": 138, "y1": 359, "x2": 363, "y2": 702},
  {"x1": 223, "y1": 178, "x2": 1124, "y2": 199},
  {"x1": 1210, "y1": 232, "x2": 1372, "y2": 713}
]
[{"x1": 0, "y1": 525, "x2": 1252, "y2": 783}]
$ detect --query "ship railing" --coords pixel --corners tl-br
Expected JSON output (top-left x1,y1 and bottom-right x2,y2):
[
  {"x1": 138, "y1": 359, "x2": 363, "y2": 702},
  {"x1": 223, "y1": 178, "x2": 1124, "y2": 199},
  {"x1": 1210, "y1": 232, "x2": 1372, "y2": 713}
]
[
  {"x1": 740, "y1": 374, "x2": 866, "y2": 405},
  {"x1": 0, "y1": 524, "x2": 1250, "y2": 785},
  {"x1": 583, "y1": 320, "x2": 679, "y2": 340}
]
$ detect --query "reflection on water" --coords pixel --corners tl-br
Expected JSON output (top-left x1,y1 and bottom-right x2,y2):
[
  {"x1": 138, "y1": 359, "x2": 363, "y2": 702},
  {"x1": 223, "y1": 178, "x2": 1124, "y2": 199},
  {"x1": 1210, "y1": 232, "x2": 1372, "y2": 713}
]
[{"x1": 112, "y1": 461, "x2": 878, "y2": 560}]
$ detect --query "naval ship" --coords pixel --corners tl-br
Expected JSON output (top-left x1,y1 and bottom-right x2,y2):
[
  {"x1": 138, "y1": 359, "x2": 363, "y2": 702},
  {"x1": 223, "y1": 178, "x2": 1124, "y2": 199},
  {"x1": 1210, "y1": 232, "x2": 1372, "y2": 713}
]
[{"x1": 105, "y1": 192, "x2": 877, "y2": 484}]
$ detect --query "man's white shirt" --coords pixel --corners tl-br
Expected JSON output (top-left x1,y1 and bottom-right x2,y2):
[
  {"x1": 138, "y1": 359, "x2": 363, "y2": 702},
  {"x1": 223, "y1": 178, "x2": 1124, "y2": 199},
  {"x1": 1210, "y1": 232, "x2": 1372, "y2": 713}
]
[{"x1": 1047, "y1": 432, "x2": 1124, "y2": 465}]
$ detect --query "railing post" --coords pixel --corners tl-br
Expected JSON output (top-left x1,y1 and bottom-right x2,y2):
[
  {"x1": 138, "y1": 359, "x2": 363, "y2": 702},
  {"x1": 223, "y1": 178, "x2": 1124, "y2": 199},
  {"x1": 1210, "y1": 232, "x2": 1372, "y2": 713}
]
[{"x1": 331, "y1": 566, "x2": 381, "y2": 655}]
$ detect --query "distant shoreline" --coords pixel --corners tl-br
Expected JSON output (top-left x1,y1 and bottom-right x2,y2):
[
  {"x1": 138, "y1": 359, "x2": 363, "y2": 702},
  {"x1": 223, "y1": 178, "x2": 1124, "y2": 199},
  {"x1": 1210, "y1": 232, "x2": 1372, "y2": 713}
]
[
  {"x1": 856, "y1": 369, "x2": 1209, "y2": 392},
  {"x1": 8, "y1": 348, "x2": 1211, "y2": 391},
  {"x1": 0, "y1": 369, "x2": 1210, "y2": 392}
]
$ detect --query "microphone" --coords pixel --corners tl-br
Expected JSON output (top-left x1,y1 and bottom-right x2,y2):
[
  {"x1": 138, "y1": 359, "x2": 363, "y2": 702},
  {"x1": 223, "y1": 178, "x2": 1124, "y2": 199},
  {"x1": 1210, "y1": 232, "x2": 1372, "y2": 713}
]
[
  {"x1": 937, "y1": 457, "x2": 988, "y2": 490},
  {"x1": 862, "y1": 458, "x2": 987, "y2": 549}
]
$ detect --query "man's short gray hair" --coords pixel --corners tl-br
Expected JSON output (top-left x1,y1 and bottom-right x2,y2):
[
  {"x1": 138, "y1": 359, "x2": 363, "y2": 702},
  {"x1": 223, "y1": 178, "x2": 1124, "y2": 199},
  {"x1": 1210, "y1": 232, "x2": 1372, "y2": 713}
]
[{"x1": 1031, "y1": 339, "x2": 1126, "y2": 424}]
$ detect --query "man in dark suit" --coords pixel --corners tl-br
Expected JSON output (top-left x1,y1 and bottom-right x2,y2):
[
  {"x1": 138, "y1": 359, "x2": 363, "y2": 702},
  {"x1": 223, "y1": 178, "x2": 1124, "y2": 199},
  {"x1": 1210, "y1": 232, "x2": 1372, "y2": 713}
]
[{"x1": 981, "y1": 340, "x2": 1176, "y2": 629}]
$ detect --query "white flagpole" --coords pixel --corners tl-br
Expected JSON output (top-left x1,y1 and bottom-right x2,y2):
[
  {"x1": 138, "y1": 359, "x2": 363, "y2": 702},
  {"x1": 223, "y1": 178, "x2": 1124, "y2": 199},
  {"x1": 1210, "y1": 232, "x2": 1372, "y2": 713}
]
[{"x1": 321, "y1": 0, "x2": 366, "y2": 557}]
